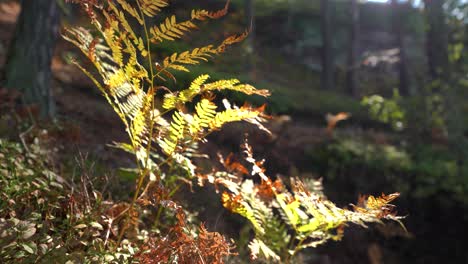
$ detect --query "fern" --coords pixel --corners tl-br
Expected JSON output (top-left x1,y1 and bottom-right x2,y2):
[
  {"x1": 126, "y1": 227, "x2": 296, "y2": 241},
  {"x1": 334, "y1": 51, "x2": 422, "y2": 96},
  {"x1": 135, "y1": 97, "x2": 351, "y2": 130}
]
[
  {"x1": 115, "y1": 0, "x2": 143, "y2": 25},
  {"x1": 140, "y1": 0, "x2": 168, "y2": 17},
  {"x1": 160, "y1": 111, "x2": 186, "y2": 155},
  {"x1": 157, "y1": 31, "x2": 248, "y2": 78},
  {"x1": 206, "y1": 141, "x2": 405, "y2": 262},
  {"x1": 162, "y1": 75, "x2": 269, "y2": 110},
  {"x1": 150, "y1": 15, "x2": 198, "y2": 43},
  {"x1": 149, "y1": 1, "x2": 230, "y2": 44},
  {"x1": 64, "y1": 0, "x2": 404, "y2": 262}
]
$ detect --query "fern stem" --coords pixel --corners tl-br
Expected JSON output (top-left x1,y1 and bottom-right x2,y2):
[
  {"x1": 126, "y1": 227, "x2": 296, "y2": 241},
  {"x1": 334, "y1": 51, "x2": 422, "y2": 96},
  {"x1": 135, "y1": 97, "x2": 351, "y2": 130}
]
[
  {"x1": 136, "y1": 0, "x2": 157, "y2": 185},
  {"x1": 286, "y1": 237, "x2": 306, "y2": 263},
  {"x1": 116, "y1": 0, "x2": 158, "y2": 247}
]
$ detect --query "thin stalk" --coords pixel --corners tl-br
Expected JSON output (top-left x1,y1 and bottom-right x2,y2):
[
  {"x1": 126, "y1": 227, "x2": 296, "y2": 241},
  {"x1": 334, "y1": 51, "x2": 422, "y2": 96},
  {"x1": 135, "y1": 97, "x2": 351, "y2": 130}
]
[{"x1": 117, "y1": 0, "x2": 157, "y2": 246}]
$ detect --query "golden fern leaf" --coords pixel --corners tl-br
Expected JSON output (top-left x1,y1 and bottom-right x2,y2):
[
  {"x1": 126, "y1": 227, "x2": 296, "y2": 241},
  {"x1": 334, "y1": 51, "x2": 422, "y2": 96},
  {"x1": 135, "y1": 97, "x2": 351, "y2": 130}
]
[
  {"x1": 107, "y1": 69, "x2": 127, "y2": 89},
  {"x1": 162, "y1": 45, "x2": 217, "y2": 71},
  {"x1": 124, "y1": 55, "x2": 148, "y2": 83},
  {"x1": 63, "y1": 27, "x2": 118, "y2": 79},
  {"x1": 131, "y1": 88, "x2": 155, "y2": 146},
  {"x1": 162, "y1": 75, "x2": 210, "y2": 110},
  {"x1": 181, "y1": 74, "x2": 210, "y2": 100},
  {"x1": 222, "y1": 191, "x2": 263, "y2": 232},
  {"x1": 160, "y1": 111, "x2": 186, "y2": 155},
  {"x1": 159, "y1": 31, "x2": 249, "y2": 75},
  {"x1": 195, "y1": 99, "x2": 218, "y2": 128},
  {"x1": 188, "y1": 99, "x2": 217, "y2": 136},
  {"x1": 140, "y1": 0, "x2": 168, "y2": 17},
  {"x1": 104, "y1": 64, "x2": 145, "y2": 121},
  {"x1": 191, "y1": 0, "x2": 230, "y2": 20},
  {"x1": 210, "y1": 105, "x2": 264, "y2": 130},
  {"x1": 149, "y1": 2, "x2": 230, "y2": 44},
  {"x1": 112, "y1": 9, "x2": 137, "y2": 43},
  {"x1": 105, "y1": 4, "x2": 147, "y2": 57},
  {"x1": 204, "y1": 80, "x2": 270, "y2": 97},
  {"x1": 98, "y1": 19, "x2": 124, "y2": 67},
  {"x1": 217, "y1": 30, "x2": 249, "y2": 53},
  {"x1": 150, "y1": 15, "x2": 197, "y2": 43},
  {"x1": 189, "y1": 74, "x2": 211, "y2": 91},
  {"x1": 115, "y1": 0, "x2": 143, "y2": 25},
  {"x1": 162, "y1": 94, "x2": 178, "y2": 110},
  {"x1": 203, "y1": 79, "x2": 240, "y2": 90}
]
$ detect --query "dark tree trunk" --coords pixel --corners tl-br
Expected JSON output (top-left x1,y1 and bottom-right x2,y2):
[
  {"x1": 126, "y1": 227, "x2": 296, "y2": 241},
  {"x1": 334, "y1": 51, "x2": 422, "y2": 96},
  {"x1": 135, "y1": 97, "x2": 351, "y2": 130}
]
[
  {"x1": 3, "y1": 0, "x2": 60, "y2": 118},
  {"x1": 391, "y1": 0, "x2": 410, "y2": 96},
  {"x1": 320, "y1": 0, "x2": 333, "y2": 91},
  {"x1": 286, "y1": 0, "x2": 294, "y2": 31},
  {"x1": 424, "y1": 0, "x2": 449, "y2": 80},
  {"x1": 245, "y1": 0, "x2": 256, "y2": 80},
  {"x1": 346, "y1": 0, "x2": 359, "y2": 97}
]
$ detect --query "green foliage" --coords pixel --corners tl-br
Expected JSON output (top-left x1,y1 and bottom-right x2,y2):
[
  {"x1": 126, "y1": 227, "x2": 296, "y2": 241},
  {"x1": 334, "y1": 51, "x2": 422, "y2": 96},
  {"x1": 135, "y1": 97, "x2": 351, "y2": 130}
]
[
  {"x1": 361, "y1": 89, "x2": 405, "y2": 131},
  {"x1": 307, "y1": 138, "x2": 468, "y2": 205},
  {"x1": 0, "y1": 139, "x2": 139, "y2": 263}
]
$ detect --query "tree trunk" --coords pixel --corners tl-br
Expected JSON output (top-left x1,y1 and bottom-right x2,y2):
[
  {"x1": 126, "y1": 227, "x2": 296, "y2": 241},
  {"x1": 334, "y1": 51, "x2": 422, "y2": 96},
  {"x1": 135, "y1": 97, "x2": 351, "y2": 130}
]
[
  {"x1": 346, "y1": 0, "x2": 359, "y2": 97},
  {"x1": 391, "y1": 0, "x2": 410, "y2": 96},
  {"x1": 424, "y1": 0, "x2": 448, "y2": 80},
  {"x1": 320, "y1": 0, "x2": 333, "y2": 91},
  {"x1": 3, "y1": 0, "x2": 60, "y2": 118}
]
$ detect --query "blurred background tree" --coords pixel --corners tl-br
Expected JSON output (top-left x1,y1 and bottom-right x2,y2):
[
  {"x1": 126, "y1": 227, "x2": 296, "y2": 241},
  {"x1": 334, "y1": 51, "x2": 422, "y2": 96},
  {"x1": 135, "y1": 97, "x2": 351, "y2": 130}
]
[{"x1": 2, "y1": 0, "x2": 60, "y2": 118}]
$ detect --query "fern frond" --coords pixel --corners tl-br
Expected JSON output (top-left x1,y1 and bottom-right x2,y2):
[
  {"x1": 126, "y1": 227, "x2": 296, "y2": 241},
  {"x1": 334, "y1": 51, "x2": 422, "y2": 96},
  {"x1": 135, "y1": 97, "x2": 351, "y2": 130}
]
[
  {"x1": 204, "y1": 80, "x2": 270, "y2": 97},
  {"x1": 149, "y1": 2, "x2": 230, "y2": 44},
  {"x1": 187, "y1": 74, "x2": 211, "y2": 96},
  {"x1": 131, "y1": 88, "x2": 155, "y2": 146},
  {"x1": 107, "y1": 69, "x2": 127, "y2": 89},
  {"x1": 63, "y1": 27, "x2": 103, "y2": 68},
  {"x1": 64, "y1": 28, "x2": 123, "y2": 87},
  {"x1": 275, "y1": 194, "x2": 305, "y2": 228},
  {"x1": 210, "y1": 105, "x2": 264, "y2": 130},
  {"x1": 162, "y1": 75, "x2": 209, "y2": 110},
  {"x1": 217, "y1": 30, "x2": 249, "y2": 53},
  {"x1": 140, "y1": 0, "x2": 168, "y2": 17},
  {"x1": 221, "y1": 190, "x2": 262, "y2": 233},
  {"x1": 150, "y1": 15, "x2": 197, "y2": 43},
  {"x1": 105, "y1": 4, "x2": 147, "y2": 57},
  {"x1": 159, "y1": 45, "x2": 218, "y2": 76},
  {"x1": 115, "y1": 0, "x2": 143, "y2": 25},
  {"x1": 160, "y1": 111, "x2": 187, "y2": 155},
  {"x1": 249, "y1": 239, "x2": 281, "y2": 262},
  {"x1": 210, "y1": 142, "x2": 404, "y2": 261},
  {"x1": 191, "y1": 0, "x2": 230, "y2": 20},
  {"x1": 187, "y1": 99, "x2": 218, "y2": 136},
  {"x1": 119, "y1": 88, "x2": 145, "y2": 119},
  {"x1": 158, "y1": 30, "x2": 249, "y2": 76}
]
